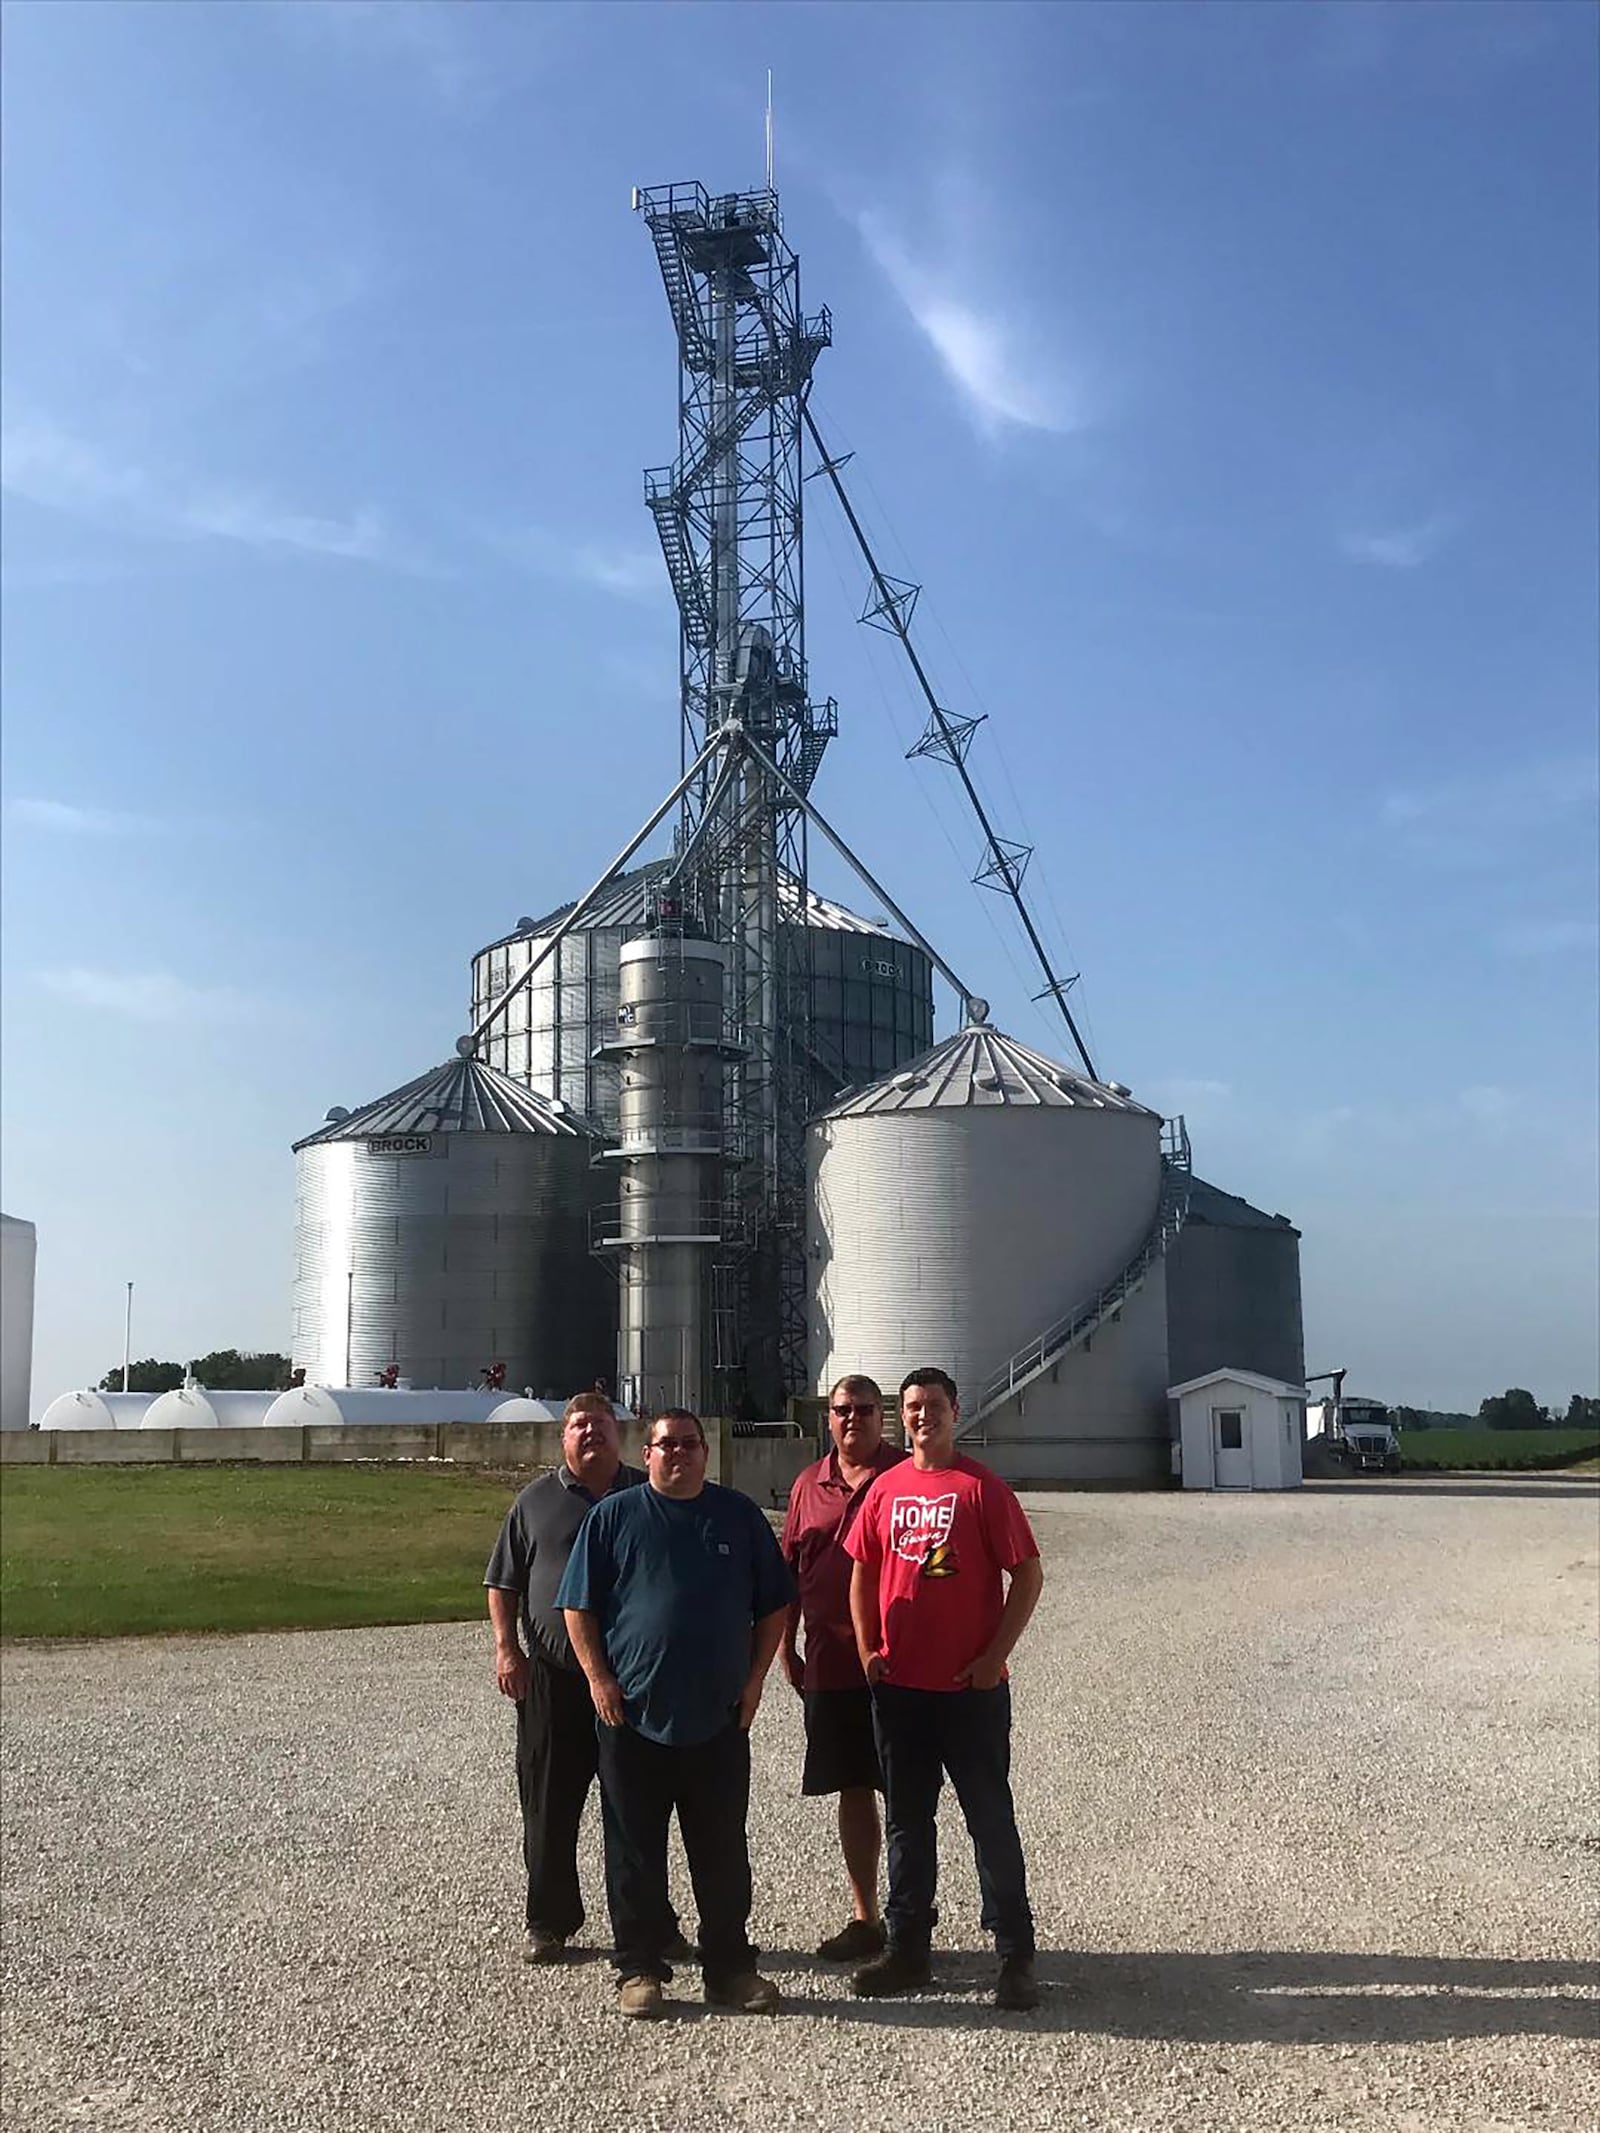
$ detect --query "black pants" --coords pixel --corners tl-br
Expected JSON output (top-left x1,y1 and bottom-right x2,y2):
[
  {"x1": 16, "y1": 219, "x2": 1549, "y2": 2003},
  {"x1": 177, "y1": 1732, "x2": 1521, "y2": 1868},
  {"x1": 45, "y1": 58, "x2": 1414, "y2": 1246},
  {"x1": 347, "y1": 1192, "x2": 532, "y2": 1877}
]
[
  {"x1": 514, "y1": 1656, "x2": 601, "y2": 1937},
  {"x1": 595, "y1": 1720, "x2": 755, "y2": 1987},
  {"x1": 871, "y1": 1681, "x2": 1035, "y2": 1960}
]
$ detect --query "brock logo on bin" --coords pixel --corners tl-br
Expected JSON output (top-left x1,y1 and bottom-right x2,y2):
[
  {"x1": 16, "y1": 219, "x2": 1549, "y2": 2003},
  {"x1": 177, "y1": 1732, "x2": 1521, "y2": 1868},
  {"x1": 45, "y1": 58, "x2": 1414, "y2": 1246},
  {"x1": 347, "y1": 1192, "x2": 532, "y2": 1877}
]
[{"x1": 889, "y1": 1493, "x2": 957, "y2": 1565}]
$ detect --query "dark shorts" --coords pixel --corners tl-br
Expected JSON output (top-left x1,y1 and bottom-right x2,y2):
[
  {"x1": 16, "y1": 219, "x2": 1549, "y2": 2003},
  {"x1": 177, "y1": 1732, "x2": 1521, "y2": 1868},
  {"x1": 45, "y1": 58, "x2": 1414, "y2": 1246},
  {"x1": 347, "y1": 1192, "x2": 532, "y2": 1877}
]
[{"x1": 802, "y1": 1687, "x2": 884, "y2": 1796}]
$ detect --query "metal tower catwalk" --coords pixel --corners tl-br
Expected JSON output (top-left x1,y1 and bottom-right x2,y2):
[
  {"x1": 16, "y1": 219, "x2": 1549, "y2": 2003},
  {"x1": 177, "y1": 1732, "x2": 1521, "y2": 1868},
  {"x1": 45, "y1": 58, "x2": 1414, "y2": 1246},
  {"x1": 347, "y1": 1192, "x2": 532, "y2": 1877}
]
[{"x1": 634, "y1": 181, "x2": 836, "y2": 1414}]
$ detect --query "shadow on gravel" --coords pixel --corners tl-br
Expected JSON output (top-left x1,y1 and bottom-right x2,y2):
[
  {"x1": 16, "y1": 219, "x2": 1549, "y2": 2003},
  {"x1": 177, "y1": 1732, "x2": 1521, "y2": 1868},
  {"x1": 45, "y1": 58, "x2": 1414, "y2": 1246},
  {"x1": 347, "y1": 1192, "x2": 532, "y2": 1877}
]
[
  {"x1": 797, "y1": 1949, "x2": 1600, "y2": 2042},
  {"x1": 1311, "y1": 1479, "x2": 1599, "y2": 1501}
]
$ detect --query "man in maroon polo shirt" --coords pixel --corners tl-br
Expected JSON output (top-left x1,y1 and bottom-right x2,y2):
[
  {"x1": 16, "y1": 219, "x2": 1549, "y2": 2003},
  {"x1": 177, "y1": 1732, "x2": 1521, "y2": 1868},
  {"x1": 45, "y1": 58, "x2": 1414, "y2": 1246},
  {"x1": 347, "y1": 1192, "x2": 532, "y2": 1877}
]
[{"x1": 780, "y1": 1372, "x2": 906, "y2": 1960}]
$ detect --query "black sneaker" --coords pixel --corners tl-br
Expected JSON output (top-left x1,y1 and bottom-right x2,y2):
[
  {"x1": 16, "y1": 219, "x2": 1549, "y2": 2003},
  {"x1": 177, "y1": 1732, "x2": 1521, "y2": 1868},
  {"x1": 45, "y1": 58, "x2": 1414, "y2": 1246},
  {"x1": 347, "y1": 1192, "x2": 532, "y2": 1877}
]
[
  {"x1": 994, "y1": 1955, "x2": 1039, "y2": 2011},
  {"x1": 817, "y1": 1919, "x2": 886, "y2": 1962},
  {"x1": 851, "y1": 1946, "x2": 931, "y2": 1998}
]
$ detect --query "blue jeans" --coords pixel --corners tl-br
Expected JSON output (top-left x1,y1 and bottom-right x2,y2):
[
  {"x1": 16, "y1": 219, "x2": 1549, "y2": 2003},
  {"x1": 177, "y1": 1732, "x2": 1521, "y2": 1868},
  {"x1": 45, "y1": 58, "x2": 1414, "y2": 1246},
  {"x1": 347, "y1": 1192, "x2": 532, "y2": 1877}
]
[{"x1": 870, "y1": 1681, "x2": 1036, "y2": 1959}]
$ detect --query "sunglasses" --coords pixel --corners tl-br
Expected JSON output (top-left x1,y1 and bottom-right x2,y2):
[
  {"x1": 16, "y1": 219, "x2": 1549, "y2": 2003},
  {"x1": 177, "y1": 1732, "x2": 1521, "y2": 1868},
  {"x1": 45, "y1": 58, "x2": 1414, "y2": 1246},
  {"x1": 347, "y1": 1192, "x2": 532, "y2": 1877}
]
[
  {"x1": 649, "y1": 1436, "x2": 705, "y2": 1453},
  {"x1": 830, "y1": 1403, "x2": 879, "y2": 1419}
]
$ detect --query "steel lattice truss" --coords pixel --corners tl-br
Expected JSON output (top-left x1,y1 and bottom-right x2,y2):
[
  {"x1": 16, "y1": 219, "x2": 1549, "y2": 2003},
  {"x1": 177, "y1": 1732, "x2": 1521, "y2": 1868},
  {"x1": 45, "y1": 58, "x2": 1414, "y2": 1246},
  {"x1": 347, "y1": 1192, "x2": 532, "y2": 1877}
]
[{"x1": 637, "y1": 182, "x2": 835, "y2": 1413}]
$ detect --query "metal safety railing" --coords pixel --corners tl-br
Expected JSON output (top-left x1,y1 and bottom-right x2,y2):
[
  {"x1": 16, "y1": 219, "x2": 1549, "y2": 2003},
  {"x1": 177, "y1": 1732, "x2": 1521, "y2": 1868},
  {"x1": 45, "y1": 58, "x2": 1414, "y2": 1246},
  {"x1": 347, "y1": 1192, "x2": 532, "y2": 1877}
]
[
  {"x1": 966, "y1": 1118, "x2": 1193, "y2": 1431},
  {"x1": 589, "y1": 1203, "x2": 724, "y2": 1253}
]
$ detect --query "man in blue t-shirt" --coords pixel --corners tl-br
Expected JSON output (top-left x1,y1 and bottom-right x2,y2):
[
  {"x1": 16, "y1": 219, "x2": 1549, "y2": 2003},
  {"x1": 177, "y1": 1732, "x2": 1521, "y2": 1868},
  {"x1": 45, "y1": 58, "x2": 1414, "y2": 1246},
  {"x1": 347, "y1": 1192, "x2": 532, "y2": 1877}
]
[{"x1": 558, "y1": 1407, "x2": 794, "y2": 2021}]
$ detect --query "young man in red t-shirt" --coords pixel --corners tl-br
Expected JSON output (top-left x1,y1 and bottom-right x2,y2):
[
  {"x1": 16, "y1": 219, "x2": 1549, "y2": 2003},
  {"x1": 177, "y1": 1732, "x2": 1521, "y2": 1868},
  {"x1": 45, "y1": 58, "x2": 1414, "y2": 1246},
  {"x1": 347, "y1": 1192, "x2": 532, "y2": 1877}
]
[{"x1": 844, "y1": 1366, "x2": 1044, "y2": 2011}]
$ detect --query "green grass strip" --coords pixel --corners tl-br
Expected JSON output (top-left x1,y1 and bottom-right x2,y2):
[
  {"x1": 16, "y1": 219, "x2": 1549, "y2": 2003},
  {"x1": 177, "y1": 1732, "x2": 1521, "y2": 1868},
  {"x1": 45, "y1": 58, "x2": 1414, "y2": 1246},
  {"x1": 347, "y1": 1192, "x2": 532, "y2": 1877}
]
[
  {"x1": 0, "y1": 1464, "x2": 525, "y2": 1639},
  {"x1": 1398, "y1": 1427, "x2": 1600, "y2": 1473}
]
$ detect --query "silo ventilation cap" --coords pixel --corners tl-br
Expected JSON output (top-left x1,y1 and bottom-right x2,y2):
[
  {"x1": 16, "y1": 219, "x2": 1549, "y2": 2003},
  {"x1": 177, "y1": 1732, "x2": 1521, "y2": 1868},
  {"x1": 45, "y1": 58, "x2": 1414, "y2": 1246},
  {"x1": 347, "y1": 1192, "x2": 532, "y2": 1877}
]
[
  {"x1": 891, "y1": 1071, "x2": 923, "y2": 1091},
  {"x1": 324, "y1": 1106, "x2": 352, "y2": 1125}
]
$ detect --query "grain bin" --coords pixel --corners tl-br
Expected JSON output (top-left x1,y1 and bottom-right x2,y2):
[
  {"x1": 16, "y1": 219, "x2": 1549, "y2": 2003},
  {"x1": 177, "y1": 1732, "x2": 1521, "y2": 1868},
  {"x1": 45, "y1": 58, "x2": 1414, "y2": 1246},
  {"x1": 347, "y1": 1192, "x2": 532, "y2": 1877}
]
[
  {"x1": 470, "y1": 859, "x2": 934, "y2": 1128},
  {"x1": 291, "y1": 1049, "x2": 613, "y2": 1393},
  {"x1": 1, "y1": 1213, "x2": 36, "y2": 1429},
  {"x1": 807, "y1": 1022, "x2": 1178, "y2": 1485}
]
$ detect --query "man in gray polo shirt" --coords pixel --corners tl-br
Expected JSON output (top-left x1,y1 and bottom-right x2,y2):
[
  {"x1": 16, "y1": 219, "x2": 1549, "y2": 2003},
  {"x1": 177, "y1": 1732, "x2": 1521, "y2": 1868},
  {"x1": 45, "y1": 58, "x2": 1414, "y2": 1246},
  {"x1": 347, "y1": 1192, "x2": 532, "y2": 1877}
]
[{"x1": 485, "y1": 1391, "x2": 680, "y2": 1963}]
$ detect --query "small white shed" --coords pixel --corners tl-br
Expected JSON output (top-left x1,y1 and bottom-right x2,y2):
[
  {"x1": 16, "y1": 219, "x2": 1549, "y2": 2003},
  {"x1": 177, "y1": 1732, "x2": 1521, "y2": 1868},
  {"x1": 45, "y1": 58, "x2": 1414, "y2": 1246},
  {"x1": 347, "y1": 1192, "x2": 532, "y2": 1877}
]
[{"x1": 1170, "y1": 1368, "x2": 1305, "y2": 1491}]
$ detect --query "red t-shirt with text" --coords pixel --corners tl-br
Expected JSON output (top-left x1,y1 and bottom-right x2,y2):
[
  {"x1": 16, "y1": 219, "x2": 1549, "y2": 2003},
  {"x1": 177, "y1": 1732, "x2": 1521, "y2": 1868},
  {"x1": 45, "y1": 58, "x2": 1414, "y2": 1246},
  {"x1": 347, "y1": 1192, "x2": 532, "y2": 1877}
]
[{"x1": 845, "y1": 1453, "x2": 1039, "y2": 1691}]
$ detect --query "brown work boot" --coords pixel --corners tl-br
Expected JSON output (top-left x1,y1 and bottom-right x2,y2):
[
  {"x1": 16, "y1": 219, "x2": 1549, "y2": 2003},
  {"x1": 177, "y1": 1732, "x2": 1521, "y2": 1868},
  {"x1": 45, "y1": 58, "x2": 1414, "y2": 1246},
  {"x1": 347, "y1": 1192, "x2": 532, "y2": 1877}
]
[
  {"x1": 851, "y1": 1946, "x2": 932, "y2": 1997},
  {"x1": 617, "y1": 1974, "x2": 665, "y2": 2019},
  {"x1": 816, "y1": 1918, "x2": 886, "y2": 1961},
  {"x1": 704, "y1": 1969, "x2": 781, "y2": 2014}
]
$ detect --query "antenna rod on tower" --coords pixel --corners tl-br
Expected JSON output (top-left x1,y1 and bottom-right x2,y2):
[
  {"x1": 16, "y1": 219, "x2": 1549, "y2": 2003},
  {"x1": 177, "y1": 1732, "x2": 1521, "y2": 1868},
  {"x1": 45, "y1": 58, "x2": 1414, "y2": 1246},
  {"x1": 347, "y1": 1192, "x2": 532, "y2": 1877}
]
[{"x1": 765, "y1": 71, "x2": 775, "y2": 191}]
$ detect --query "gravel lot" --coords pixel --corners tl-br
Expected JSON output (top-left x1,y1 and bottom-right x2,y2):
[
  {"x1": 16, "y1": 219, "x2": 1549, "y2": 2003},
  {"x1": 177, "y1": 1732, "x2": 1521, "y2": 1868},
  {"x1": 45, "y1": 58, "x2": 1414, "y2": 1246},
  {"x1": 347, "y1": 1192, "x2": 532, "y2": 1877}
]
[{"x1": 3, "y1": 1476, "x2": 1596, "y2": 2133}]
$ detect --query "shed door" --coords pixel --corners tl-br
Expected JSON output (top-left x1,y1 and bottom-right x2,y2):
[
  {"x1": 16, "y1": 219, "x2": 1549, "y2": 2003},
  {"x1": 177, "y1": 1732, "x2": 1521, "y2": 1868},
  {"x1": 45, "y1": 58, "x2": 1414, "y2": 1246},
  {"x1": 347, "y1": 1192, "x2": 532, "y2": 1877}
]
[{"x1": 1212, "y1": 1406, "x2": 1252, "y2": 1489}]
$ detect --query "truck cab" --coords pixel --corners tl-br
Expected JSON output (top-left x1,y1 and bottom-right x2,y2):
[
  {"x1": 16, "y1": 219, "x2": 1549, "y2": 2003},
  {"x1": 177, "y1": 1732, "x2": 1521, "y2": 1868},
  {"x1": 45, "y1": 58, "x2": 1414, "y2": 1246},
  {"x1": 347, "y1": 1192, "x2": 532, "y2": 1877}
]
[{"x1": 1307, "y1": 1393, "x2": 1401, "y2": 1474}]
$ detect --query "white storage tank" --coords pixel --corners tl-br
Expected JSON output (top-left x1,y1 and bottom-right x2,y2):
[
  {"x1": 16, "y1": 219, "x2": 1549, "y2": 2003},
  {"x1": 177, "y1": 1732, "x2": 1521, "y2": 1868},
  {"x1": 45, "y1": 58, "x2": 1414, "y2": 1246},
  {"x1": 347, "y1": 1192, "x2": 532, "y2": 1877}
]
[
  {"x1": 139, "y1": 1389, "x2": 282, "y2": 1432},
  {"x1": 38, "y1": 1390, "x2": 157, "y2": 1431},
  {"x1": 262, "y1": 1387, "x2": 516, "y2": 1429},
  {"x1": 291, "y1": 1047, "x2": 614, "y2": 1394},
  {"x1": 1, "y1": 1213, "x2": 37, "y2": 1430},
  {"x1": 807, "y1": 1022, "x2": 1175, "y2": 1485}
]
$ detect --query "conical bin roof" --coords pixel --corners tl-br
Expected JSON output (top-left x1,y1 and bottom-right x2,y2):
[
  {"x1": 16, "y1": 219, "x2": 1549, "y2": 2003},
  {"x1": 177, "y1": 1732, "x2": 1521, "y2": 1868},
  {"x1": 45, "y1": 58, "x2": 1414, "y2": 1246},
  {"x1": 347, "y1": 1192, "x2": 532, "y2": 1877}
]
[
  {"x1": 293, "y1": 1054, "x2": 603, "y2": 1150},
  {"x1": 817, "y1": 1024, "x2": 1160, "y2": 1119}
]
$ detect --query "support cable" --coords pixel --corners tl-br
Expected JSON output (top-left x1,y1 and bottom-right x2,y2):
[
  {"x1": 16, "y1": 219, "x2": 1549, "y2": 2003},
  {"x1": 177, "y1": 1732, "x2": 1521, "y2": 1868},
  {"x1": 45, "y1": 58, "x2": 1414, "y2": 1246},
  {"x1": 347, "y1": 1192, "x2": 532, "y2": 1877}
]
[
  {"x1": 470, "y1": 733, "x2": 724, "y2": 1048},
  {"x1": 799, "y1": 399, "x2": 1099, "y2": 1081},
  {"x1": 739, "y1": 728, "x2": 980, "y2": 1020}
]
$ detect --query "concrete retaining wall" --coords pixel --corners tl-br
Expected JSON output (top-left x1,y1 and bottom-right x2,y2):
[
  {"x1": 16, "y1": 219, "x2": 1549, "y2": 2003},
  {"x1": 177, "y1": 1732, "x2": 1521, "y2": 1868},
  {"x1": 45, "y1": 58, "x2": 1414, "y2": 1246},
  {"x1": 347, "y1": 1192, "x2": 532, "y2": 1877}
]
[{"x1": 0, "y1": 1421, "x2": 817, "y2": 1500}]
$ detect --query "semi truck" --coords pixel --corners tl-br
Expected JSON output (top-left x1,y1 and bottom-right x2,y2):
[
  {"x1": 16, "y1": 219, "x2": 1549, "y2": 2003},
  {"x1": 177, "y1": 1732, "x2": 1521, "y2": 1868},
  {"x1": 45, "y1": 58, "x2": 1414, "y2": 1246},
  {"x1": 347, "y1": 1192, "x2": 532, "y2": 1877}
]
[{"x1": 1305, "y1": 1369, "x2": 1401, "y2": 1474}]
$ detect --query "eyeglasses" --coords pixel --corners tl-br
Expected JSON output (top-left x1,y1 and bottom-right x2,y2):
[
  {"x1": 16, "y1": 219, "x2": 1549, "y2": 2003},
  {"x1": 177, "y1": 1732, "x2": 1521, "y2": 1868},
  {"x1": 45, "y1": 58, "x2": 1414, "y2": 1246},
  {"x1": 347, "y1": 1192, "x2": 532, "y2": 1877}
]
[
  {"x1": 830, "y1": 1404, "x2": 879, "y2": 1419},
  {"x1": 649, "y1": 1437, "x2": 704, "y2": 1453}
]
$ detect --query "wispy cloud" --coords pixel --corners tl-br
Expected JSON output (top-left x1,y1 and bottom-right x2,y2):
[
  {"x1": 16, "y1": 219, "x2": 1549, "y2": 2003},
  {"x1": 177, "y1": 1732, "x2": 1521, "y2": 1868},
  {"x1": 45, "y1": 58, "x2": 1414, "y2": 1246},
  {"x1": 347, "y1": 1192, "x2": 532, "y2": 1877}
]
[
  {"x1": 483, "y1": 524, "x2": 666, "y2": 604},
  {"x1": 1381, "y1": 755, "x2": 1599, "y2": 851},
  {"x1": 1457, "y1": 1084, "x2": 1517, "y2": 1133},
  {"x1": 269, "y1": 0, "x2": 488, "y2": 113},
  {"x1": 1340, "y1": 513, "x2": 1458, "y2": 569},
  {"x1": 34, "y1": 968, "x2": 265, "y2": 1025},
  {"x1": 1491, "y1": 918, "x2": 1600, "y2": 961},
  {"x1": 857, "y1": 211, "x2": 1085, "y2": 441},
  {"x1": 9, "y1": 798, "x2": 160, "y2": 837},
  {"x1": 2, "y1": 417, "x2": 427, "y2": 572},
  {"x1": 1292, "y1": 1084, "x2": 1532, "y2": 1160}
]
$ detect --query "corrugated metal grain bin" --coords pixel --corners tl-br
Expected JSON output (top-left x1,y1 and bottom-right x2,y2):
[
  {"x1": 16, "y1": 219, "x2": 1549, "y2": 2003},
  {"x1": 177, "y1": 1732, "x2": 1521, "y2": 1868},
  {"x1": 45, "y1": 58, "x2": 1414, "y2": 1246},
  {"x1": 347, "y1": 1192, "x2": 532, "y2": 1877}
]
[
  {"x1": 1, "y1": 1214, "x2": 36, "y2": 1430},
  {"x1": 807, "y1": 1024, "x2": 1172, "y2": 1484},
  {"x1": 470, "y1": 859, "x2": 934, "y2": 1127},
  {"x1": 291, "y1": 1051, "x2": 614, "y2": 1394}
]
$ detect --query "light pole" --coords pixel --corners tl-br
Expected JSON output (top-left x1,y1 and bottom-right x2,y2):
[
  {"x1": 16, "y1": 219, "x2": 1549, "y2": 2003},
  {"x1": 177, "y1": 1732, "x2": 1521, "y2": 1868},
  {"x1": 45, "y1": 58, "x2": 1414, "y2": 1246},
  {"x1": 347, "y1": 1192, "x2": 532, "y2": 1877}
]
[{"x1": 121, "y1": 1281, "x2": 134, "y2": 1393}]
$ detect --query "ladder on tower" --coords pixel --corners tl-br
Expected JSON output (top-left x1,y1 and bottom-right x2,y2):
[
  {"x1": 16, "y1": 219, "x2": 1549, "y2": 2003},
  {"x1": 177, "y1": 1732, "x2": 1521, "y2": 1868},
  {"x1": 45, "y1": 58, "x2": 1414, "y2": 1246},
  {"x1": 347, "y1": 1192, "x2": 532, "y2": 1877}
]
[{"x1": 961, "y1": 1118, "x2": 1194, "y2": 1436}]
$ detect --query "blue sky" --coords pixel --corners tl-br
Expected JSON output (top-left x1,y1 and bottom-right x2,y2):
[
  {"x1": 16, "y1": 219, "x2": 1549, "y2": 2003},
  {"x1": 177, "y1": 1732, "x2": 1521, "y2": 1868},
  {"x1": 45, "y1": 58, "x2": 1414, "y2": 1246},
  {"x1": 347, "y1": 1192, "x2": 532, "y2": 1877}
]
[{"x1": 3, "y1": 0, "x2": 1595, "y2": 1414}]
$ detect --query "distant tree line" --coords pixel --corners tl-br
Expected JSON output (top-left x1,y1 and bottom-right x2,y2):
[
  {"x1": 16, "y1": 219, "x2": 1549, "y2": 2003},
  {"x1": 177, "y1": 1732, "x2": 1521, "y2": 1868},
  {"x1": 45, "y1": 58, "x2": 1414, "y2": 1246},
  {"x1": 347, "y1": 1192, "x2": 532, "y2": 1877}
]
[
  {"x1": 97, "y1": 1350, "x2": 293, "y2": 1394},
  {"x1": 1392, "y1": 1389, "x2": 1599, "y2": 1432}
]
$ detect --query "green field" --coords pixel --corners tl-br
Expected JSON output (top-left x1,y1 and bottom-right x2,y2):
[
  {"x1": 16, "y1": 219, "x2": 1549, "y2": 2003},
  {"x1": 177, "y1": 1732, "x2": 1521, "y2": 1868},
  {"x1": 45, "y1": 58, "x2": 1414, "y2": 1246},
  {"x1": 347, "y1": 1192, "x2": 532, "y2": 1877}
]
[
  {"x1": 1398, "y1": 1427, "x2": 1600, "y2": 1472},
  {"x1": 0, "y1": 1465, "x2": 521, "y2": 1639}
]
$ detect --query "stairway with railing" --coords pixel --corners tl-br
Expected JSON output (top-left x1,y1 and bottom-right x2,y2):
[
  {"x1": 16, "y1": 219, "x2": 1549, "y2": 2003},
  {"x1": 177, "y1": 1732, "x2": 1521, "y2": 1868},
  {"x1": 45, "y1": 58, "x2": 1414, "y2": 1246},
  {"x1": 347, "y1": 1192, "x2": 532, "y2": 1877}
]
[
  {"x1": 645, "y1": 199, "x2": 713, "y2": 372},
  {"x1": 963, "y1": 1117, "x2": 1193, "y2": 1436}
]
